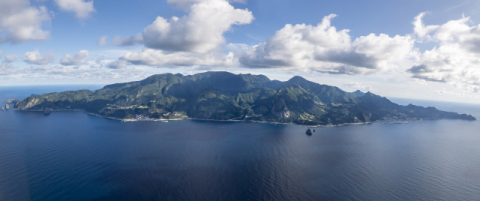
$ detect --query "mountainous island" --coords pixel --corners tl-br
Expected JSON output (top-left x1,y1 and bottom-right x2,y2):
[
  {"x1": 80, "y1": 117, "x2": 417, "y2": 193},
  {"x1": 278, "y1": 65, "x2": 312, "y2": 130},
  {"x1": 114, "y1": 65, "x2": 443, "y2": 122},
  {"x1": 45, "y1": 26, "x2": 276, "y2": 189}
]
[{"x1": 13, "y1": 72, "x2": 475, "y2": 125}]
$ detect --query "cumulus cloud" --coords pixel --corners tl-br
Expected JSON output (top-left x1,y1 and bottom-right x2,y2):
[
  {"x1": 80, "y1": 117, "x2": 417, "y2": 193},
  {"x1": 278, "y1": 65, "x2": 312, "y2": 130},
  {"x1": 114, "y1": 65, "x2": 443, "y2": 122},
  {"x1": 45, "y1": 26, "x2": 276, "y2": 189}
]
[
  {"x1": 107, "y1": 60, "x2": 128, "y2": 69},
  {"x1": 0, "y1": 0, "x2": 52, "y2": 43},
  {"x1": 21, "y1": 50, "x2": 55, "y2": 65},
  {"x1": 408, "y1": 13, "x2": 480, "y2": 89},
  {"x1": 239, "y1": 14, "x2": 417, "y2": 75},
  {"x1": 54, "y1": 0, "x2": 95, "y2": 19},
  {"x1": 97, "y1": 36, "x2": 108, "y2": 46},
  {"x1": 413, "y1": 12, "x2": 439, "y2": 39},
  {"x1": 88, "y1": 56, "x2": 105, "y2": 68},
  {"x1": 119, "y1": 48, "x2": 235, "y2": 67},
  {"x1": 122, "y1": 0, "x2": 253, "y2": 53},
  {"x1": 60, "y1": 50, "x2": 89, "y2": 66},
  {"x1": 4, "y1": 55, "x2": 17, "y2": 63},
  {"x1": 116, "y1": 0, "x2": 253, "y2": 68},
  {"x1": 167, "y1": 0, "x2": 247, "y2": 10}
]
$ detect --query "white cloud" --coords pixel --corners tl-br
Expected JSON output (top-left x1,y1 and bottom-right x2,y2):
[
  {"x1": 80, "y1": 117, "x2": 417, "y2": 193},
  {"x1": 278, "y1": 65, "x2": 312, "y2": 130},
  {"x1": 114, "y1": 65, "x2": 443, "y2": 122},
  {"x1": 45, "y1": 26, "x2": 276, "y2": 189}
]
[
  {"x1": 116, "y1": 0, "x2": 253, "y2": 68},
  {"x1": 239, "y1": 14, "x2": 417, "y2": 75},
  {"x1": 92, "y1": 49, "x2": 133, "y2": 58},
  {"x1": 343, "y1": 82, "x2": 373, "y2": 91},
  {"x1": 21, "y1": 65, "x2": 53, "y2": 73},
  {"x1": 167, "y1": 0, "x2": 247, "y2": 10},
  {"x1": 120, "y1": 48, "x2": 235, "y2": 67},
  {"x1": 4, "y1": 55, "x2": 17, "y2": 63},
  {"x1": 97, "y1": 36, "x2": 108, "y2": 46},
  {"x1": 60, "y1": 50, "x2": 89, "y2": 66},
  {"x1": 107, "y1": 60, "x2": 128, "y2": 69},
  {"x1": 0, "y1": 0, "x2": 52, "y2": 43},
  {"x1": 89, "y1": 56, "x2": 105, "y2": 68},
  {"x1": 0, "y1": 50, "x2": 14, "y2": 73},
  {"x1": 0, "y1": 63, "x2": 16, "y2": 75},
  {"x1": 16, "y1": 65, "x2": 152, "y2": 82},
  {"x1": 21, "y1": 50, "x2": 55, "y2": 65},
  {"x1": 95, "y1": 56, "x2": 104, "y2": 64},
  {"x1": 140, "y1": 0, "x2": 253, "y2": 53},
  {"x1": 413, "y1": 12, "x2": 439, "y2": 39},
  {"x1": 54, "y1": 0, "x2": 95, "y2": 19},
  {"x1": 408, "y1": 13, "x2": 480, "y2": 90}
]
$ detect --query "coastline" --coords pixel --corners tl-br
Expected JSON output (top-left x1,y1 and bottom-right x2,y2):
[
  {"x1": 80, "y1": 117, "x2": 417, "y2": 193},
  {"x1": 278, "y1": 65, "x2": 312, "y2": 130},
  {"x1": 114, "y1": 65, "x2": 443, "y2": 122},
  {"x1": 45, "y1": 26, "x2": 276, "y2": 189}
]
[
  {"x1": 84, "y1": 115, "x2": 420, "y2": 128},
  {"x1": 84, "y1": 113, "x2": 420, "y2": 127},
  {"x1": 13, "y1": 108, "x2": 419, "y2": 128}
]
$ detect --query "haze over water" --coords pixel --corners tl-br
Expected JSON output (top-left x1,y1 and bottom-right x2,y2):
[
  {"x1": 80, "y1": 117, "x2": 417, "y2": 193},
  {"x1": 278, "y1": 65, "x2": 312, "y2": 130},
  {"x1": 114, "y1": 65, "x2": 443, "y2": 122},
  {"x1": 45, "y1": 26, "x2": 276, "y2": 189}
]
[{"x1": 1, "y1": 86, "x2": 480, "y2": 201}]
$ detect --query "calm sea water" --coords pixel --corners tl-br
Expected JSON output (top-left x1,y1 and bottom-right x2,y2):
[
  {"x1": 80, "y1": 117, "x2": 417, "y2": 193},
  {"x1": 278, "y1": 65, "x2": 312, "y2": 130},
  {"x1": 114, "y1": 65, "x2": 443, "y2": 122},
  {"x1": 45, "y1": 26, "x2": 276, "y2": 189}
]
[{"x1": 1, "y1": 86, "x2": 480, "y2": 201}]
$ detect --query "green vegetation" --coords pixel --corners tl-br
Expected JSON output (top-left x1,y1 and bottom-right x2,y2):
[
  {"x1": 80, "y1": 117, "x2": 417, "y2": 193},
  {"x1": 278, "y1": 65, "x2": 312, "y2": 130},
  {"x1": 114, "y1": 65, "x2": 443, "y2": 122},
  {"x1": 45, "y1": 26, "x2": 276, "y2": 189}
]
[{"x1": 14, "y1": 72, "x2": 476, "y2": 124}]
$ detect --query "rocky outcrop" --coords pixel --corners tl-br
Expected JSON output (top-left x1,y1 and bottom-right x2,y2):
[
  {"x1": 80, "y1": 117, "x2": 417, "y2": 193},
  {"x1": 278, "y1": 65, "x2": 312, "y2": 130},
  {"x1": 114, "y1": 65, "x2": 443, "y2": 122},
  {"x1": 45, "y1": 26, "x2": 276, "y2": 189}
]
[
  {"x1": 5, "y1": 104, "x2": 9, "y2": 109},
  {"x1": 16, "y1": 97, "x2": 41, "y2": 110},
  {"x1": 26, "y1": 98, "x2": 40, "y2": 109},
  {"x1": 6, "y1": 99, "x2": 19, "y2": 104},
  {"x1": 271, "y1": 98, "x2": 290, "y2": 118},
  {"x1": 306, "y1": 129, "x2": 312, "y2": 135}
]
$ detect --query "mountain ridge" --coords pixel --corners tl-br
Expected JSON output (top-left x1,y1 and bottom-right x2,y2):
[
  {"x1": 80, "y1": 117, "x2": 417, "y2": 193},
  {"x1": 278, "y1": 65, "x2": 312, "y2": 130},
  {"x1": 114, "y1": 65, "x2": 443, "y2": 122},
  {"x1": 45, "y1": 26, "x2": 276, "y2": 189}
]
[{"x1": 13, "y1": 71, "x2": 476, "y2": 125}]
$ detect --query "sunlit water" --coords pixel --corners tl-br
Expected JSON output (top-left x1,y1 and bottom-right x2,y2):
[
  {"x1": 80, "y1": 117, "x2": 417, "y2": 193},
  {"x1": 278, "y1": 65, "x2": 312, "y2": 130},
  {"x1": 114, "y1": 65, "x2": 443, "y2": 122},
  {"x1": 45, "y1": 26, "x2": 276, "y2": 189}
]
[{"x1": 1, "y1": 86, "x2": 480, "y2": 201}]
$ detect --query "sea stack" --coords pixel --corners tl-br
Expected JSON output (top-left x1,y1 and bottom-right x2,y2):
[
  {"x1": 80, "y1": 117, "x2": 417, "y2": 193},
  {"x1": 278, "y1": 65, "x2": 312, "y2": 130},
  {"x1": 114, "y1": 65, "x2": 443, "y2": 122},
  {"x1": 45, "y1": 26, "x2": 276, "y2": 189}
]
[
  {"x1": 306, "y1": 129, "x2": 312, "y2": 135},
  {"x1": 44, "y1": 108, "x2": 51, "y2": 115},
  {"x1": 5, "y1": 104, "x2": 9, "y2": 110},
  {"x1": 1, "y1": 107, "x2": 4, "y2": 111}
]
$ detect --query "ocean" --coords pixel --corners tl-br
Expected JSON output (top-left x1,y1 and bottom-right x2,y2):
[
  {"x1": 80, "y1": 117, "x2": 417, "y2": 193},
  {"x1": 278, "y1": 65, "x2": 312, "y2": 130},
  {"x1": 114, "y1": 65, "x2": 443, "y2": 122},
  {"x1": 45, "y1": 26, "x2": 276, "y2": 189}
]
[{"x1": 1, "y1": 86, "x2": 480, "y2": 201}]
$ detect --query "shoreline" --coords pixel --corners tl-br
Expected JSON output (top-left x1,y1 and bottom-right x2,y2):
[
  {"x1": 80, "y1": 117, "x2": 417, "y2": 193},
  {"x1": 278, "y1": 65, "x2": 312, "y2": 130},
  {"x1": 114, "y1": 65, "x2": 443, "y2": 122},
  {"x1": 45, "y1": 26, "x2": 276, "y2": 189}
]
[
  {"x1": 86, "y1": 113, "x2": 422, "y2": 127},
  {"x1": 13, "y1": 108, "x2": 420, "y2": 128}
]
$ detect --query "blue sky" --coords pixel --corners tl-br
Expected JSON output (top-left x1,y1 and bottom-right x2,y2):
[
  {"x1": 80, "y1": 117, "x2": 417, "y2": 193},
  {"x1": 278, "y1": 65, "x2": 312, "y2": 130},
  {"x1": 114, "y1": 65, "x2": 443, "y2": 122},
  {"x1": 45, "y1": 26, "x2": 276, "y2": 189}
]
[{"x1": 1, "y1": 0, "x2": 480, "y2": 104}]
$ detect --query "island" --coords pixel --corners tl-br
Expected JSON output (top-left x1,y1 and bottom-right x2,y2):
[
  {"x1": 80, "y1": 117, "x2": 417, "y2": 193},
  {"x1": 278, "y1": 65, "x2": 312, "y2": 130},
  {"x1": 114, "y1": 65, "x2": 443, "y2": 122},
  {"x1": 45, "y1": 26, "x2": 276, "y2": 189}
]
[{"x1": 13, "y1": 71, "x2": 476, "y2": 125}]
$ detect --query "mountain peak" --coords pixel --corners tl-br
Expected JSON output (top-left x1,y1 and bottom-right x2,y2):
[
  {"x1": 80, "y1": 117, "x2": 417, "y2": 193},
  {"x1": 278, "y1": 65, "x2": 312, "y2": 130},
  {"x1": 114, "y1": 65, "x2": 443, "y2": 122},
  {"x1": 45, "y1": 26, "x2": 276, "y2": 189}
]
[
  {"x1": 288, "y1": 76, "x2": 308, "y2": 83},
  {"x1": 352, "y1": 90, "x2": 365, "y2": 97}
]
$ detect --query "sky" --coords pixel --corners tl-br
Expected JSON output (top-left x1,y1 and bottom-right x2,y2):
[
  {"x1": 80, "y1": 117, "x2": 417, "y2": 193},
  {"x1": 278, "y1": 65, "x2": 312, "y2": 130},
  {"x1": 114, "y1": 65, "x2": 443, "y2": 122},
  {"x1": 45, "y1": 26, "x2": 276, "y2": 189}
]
[{"x1": 1, "y1": 0, "x2": 480, "y2": 104}]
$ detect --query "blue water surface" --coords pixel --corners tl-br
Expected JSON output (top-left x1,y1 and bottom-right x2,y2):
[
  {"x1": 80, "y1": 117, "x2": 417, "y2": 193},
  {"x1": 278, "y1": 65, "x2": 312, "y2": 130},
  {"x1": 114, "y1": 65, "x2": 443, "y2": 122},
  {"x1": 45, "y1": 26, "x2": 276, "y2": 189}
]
[{"x1": 1, "y1": 86, "x2": 480, "y2": 201}]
